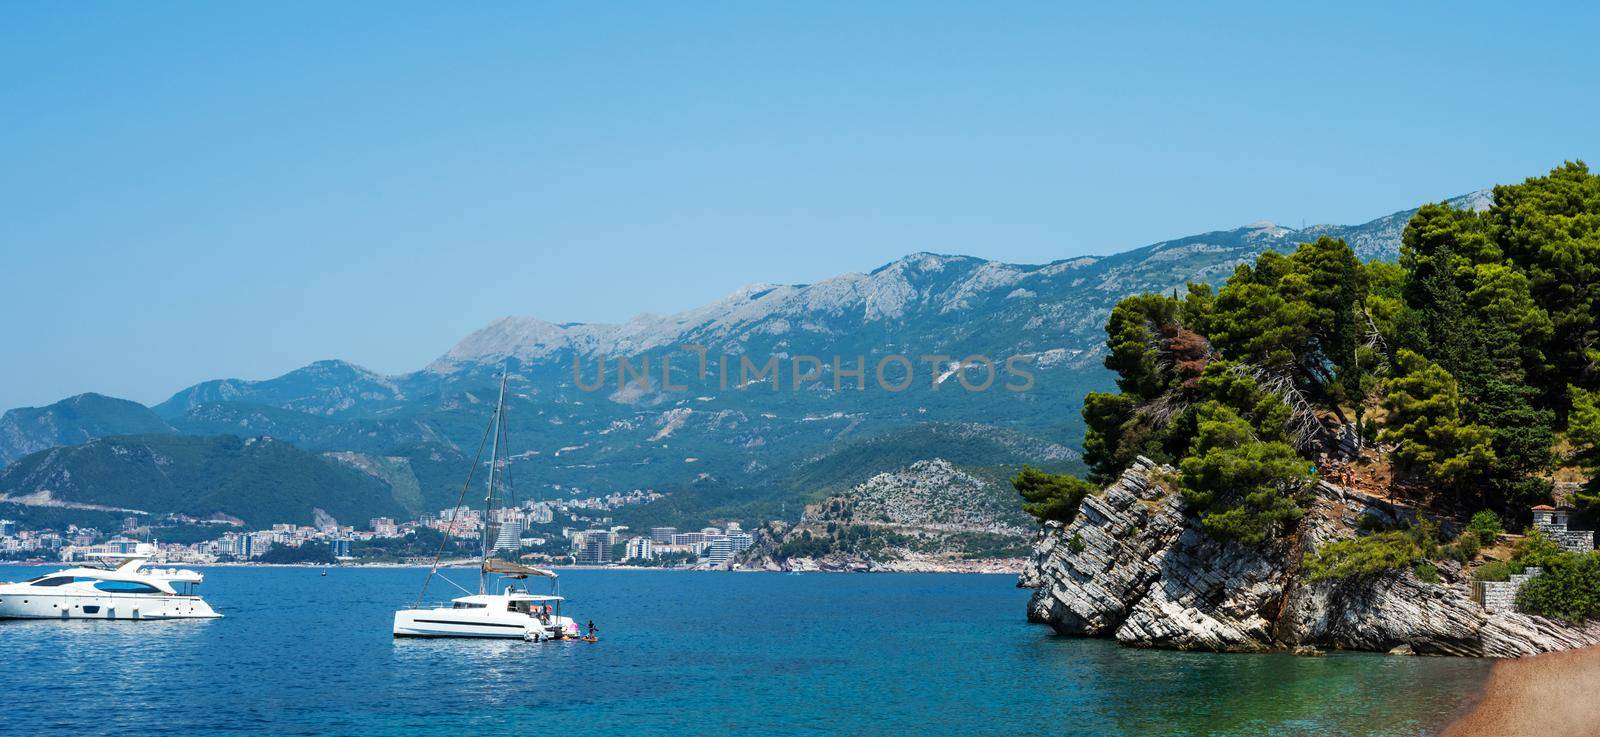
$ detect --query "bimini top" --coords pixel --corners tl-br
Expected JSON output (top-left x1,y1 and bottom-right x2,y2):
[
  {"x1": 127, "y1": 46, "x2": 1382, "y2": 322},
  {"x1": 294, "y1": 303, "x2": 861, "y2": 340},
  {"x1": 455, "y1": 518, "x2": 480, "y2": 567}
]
[
  {"x1": 451, "y1": 592, "x2": 565, "y2": 605},
  {"x1": 482, "y1": 559, "x2": 557, "y2": 579}
]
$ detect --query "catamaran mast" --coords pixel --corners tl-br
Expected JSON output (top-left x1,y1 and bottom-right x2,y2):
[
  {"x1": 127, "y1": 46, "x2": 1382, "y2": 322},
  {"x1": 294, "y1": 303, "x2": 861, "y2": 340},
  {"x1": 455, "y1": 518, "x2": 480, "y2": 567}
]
[
  {"x1": 409, "y1": 368, "x2": 506, "y2": 608},
  {"x1": 479, "y1": 371, "x2": 508, "y2": 594}
]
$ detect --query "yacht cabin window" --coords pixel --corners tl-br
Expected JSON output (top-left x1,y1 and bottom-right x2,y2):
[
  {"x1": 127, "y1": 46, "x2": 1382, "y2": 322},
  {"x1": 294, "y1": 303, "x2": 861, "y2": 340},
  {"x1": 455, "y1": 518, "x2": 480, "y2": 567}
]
[{"x1": 94, "y1": 581, "x2": 163, "y2": 594}]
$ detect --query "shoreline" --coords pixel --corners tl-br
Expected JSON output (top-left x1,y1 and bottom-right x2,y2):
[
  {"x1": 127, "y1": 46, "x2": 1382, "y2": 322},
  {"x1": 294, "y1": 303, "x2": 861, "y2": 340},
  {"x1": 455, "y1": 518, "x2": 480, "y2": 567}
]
[
  {"x1": 1439, "y1": 644, "x2": 1600, "y2": 737},
  {"x1": 0, "y1": 559, "x2": 1022, "y2": 574}
]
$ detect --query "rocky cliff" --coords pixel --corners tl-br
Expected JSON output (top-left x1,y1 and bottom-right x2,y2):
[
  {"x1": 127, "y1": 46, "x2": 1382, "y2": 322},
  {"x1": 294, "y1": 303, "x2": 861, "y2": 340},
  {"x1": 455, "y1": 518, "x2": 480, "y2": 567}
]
[
  {"x1": 743, "y1": 458, "x2": 1033, "y2": 572},
  {"x1": 1019, "y1": 458, "x2": 1600, "y2": 657}
]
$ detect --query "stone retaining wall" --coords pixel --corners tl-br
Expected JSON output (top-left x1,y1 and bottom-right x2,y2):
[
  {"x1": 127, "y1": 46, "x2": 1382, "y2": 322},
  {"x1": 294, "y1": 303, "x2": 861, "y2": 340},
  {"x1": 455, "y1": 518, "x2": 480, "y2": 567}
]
[{"x1": 1475, "y1": 568, "x2": 1542, "y2": 613}]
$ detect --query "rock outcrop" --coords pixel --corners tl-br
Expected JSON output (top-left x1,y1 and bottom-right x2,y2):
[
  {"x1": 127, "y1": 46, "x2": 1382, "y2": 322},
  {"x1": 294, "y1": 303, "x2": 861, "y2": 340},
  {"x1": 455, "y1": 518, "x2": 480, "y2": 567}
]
[
  {"x1": 1019, "y1": 458, "x2": 1600, "y2": 657},
  {"x1": 742, "y1": 458, "x2": 1033, "y2": 572}
]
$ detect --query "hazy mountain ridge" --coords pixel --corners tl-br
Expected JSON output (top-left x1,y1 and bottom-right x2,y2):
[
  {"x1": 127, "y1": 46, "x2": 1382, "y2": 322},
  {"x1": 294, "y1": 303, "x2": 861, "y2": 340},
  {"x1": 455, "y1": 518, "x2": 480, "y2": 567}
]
[
  {"x1": 0, "y1": 434, "x2": 402, "y2": 527},
  {"x1": 154, "y1": 359, "x2": 416, "y2": 419},
  {"x1": 430, "y1": 190, "x2": 1488, "y2": 374},
  {"x1": 0, "y1": 393, "x2": 175, "y2": 466},
  {"x1": 168, "y1": 401, "x2": 451, "y2": 455}
]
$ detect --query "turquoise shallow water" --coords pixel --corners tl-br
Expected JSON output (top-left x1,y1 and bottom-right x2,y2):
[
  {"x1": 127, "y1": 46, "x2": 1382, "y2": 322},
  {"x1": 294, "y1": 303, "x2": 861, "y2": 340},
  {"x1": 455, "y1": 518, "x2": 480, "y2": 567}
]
[{"x1": 0, "y1": 566, "x2": 1488, "y2": 736}]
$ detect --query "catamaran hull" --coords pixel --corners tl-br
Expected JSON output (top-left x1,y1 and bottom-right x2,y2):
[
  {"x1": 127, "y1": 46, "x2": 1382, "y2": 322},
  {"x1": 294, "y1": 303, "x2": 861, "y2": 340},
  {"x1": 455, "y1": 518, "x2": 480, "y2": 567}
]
[
  {"x1": 0, "y1": 593, "x2": 221, "y2": 620},
  {"x1": 392, "y1": 608, "x2": 575, "y2": 639}
]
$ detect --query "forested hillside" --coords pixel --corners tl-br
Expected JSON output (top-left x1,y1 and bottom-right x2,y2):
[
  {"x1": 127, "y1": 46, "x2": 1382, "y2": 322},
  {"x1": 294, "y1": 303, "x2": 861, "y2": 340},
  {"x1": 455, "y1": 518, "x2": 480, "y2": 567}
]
[
  {"x1": 1028, "y1": 163, "x2": 1600, "y2": 526},
  {"x1": 0, "y1": 434, "x2": 405, "y2": 527},
  {"x1": 1017, "y1": 162, "x2": 1600, "y2": 619}
]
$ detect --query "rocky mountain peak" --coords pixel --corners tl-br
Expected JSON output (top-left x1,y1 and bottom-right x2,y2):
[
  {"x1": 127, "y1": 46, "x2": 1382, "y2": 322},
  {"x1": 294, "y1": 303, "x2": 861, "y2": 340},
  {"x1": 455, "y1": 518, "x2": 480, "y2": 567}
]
[{"x1": 1450, "y1": 188, "x2": 1494, "y2": 212}]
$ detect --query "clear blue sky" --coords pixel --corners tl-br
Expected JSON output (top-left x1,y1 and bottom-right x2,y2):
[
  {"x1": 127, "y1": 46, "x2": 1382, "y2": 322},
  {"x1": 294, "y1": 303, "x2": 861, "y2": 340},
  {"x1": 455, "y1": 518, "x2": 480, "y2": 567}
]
[{"x1": 2, "y1": 2, "x2": 1596, "y2": 410}]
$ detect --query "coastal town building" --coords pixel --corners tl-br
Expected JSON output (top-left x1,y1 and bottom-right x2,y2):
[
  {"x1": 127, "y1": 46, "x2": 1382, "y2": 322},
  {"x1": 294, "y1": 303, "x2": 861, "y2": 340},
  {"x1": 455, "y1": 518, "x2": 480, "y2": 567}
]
[
  {"x1": 625, "y1": 536, "x2": 654, "y2": 561},
  {"x1": 672, "y1": 530, "x2": 709, "y2": 546},
  {"x1": 494, "y1": 519, "x2": 523, "y2": 552},
  {"x1": 1, "y1": 485, "x2": 683, "y2": 568},
  {"x1": 526, "y1": 502, "x2": 554, "y2": 524},
  {"x1": 703, "y1": 537, "x2": 734, "y2": 567},
  {"x1": 577, "y1": 535, "x2": 612, "y2": 564},
  {"x1": 578, "y1": 529, "x2": 615, "y2": 548},
  {"x1": 61, "y1": 538, "x2": 152, "y2": 561},
  {"x1": 222, "y1": 531, "x2": 254, "y2": 558},
  {"x1": 650, "y1": 542, "x2": 698, "y2": 557}
]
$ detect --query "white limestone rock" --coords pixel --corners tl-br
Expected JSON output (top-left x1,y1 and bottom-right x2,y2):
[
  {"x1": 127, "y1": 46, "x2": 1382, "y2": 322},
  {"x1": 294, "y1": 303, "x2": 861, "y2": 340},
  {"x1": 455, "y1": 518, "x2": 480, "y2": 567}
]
[{"x1": 1019, "y1": 459, "x2": 1600, "y2": 658}]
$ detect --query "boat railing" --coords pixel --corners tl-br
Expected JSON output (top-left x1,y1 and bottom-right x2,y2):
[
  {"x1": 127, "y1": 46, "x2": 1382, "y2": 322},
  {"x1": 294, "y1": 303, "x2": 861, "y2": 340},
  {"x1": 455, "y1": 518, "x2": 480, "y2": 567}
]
[
  {"x1": 406, "y1": 600, "x2": 561, "y2": 617},
  {"x1": 409, "y1": 600, "x2": 514, "y2": 610}
]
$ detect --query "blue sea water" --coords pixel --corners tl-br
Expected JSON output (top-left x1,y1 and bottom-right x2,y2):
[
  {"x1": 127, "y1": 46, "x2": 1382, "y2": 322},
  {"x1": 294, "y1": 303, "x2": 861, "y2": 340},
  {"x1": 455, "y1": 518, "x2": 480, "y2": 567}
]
[{"x1": 0, "y1": 565, "x2": 1488, "y2": 737}]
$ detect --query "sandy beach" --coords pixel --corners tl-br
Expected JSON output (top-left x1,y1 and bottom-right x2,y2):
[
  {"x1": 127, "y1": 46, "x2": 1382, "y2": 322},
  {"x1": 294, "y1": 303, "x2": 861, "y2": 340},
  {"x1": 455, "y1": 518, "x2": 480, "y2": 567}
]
[{"x1": 1440, "y1": 645, "x2": 1600, "y2": 737}]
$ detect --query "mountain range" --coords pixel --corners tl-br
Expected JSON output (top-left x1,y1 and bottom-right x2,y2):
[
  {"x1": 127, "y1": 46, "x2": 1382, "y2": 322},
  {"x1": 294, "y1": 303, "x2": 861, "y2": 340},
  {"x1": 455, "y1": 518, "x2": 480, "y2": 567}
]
[{"x1": 0, "y1": 190, "x2": 1491, "y2": 529}]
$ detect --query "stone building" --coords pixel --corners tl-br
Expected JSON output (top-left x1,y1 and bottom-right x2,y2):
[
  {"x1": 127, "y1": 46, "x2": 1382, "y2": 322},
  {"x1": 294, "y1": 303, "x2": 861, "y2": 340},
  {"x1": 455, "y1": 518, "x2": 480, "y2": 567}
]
[
  {"x1": 1474, "y1": 505, "x2": 1595, "y2": 612},
  {"x1": 1532, "y1": 505, "x2": 1594, "y2": 553}
]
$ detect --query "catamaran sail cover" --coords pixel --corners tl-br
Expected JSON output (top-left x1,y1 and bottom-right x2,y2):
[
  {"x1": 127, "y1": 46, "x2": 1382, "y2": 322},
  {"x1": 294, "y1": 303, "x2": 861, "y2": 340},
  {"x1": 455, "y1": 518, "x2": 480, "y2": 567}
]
[{"x1": 482, "y1": 559, "x2": 557, "y2": 579}]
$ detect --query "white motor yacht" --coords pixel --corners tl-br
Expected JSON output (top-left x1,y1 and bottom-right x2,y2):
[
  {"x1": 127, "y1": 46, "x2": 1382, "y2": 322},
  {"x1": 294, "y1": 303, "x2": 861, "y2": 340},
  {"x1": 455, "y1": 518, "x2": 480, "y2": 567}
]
[
  {"x1": 0, "y1": 554, "x2": 221, "y2": 620},
  {"x1": 392, "y1": 371, "x2": 585, "y2": 642}
]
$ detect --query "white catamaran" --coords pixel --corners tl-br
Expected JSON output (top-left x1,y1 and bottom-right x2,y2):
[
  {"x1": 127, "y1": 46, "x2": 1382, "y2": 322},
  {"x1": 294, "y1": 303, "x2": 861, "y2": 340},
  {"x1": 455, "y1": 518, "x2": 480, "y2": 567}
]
[{"x1": 392, "y1": 372, "x2": 582, "y2": 641}]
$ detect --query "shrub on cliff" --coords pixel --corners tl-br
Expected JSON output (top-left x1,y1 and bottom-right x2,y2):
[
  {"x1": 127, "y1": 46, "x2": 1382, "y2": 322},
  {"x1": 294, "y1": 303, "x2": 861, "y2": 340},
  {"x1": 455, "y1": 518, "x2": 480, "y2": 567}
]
[
  {"x1": 1472, "y1": 560, "x2": 1515, "y2": 582},
  {"x1": 1512, "y1": 530, "x2": 1567, "y2": 569},
  {"x1": 1013, "y1": 466, "x2": 1097, "y2": 524},
  {"x1": 1304, "y1": 530, "x2": 1428, "y2": 581},
  {"x1": 774, "y1": 525, "x2": 915, "y2": 560},
  {"x1": 776, "y1": 530, "x2": 833, "y2": 559},
  {"x1": 1516, "y1": 552, "x2": 1600, "y2": 622},
  {"x1": 1466, "y1": 510, "x2": 1504, "y2": 545},
  {"x1": 1498, "y1": 531, "x2": 1600, "y2": 622},
  {"x1": 1439, "y1": 512, "x2": 1500, "y2": 562},
  {"x1": 1442, "y1": 534, "x2": 1480, "y2": 563}
]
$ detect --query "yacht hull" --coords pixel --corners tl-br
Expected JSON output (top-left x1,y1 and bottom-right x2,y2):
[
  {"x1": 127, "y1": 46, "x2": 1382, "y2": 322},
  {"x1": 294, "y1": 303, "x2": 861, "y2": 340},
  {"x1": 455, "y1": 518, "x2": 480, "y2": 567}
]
[
  {"x1": 392, "y1": 607, "x2": 575, "y2": 639},
  {"x1": 0, "y1": 592, "x2": 221, "y2": 620}
]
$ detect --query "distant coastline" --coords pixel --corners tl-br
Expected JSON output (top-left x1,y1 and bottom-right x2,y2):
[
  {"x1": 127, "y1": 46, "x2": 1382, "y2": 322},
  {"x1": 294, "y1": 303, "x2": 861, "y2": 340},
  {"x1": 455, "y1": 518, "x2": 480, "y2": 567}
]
[{"x1": 0, "y1": 560, "x2": 1023, "y2": 574}]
